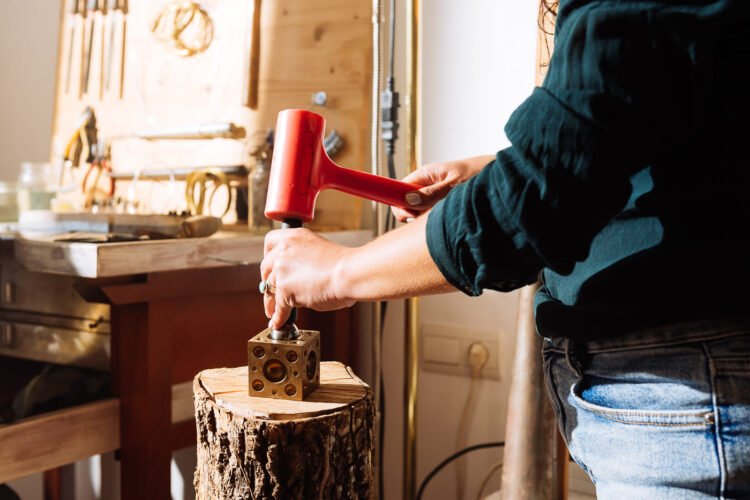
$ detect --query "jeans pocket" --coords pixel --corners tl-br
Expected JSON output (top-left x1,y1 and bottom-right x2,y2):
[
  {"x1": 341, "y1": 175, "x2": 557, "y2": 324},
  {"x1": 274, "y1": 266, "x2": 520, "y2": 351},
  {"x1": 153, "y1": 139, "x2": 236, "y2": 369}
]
[{"x1": 569, "y1": 379, "x2": 715, "y2": 427}]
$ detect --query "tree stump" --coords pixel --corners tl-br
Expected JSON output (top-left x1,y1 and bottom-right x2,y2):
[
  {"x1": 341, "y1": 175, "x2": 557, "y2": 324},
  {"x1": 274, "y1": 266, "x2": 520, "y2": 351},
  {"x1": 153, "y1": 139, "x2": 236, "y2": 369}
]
[{"x1": 194, "y1": 362, "x2": 374, "y2": 500}]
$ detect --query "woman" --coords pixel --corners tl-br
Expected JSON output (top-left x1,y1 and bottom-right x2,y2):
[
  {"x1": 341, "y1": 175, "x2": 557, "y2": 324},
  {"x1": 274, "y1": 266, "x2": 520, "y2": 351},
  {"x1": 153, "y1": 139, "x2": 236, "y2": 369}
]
[{"x1": 261, "y1": 0, "x2": 749, "y2": 497}]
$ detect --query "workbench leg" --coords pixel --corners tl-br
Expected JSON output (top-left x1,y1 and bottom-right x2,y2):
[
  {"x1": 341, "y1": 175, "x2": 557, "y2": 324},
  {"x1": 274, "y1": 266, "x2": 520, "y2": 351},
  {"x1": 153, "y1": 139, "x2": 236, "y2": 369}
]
[
  {"x1": 42, "y1": 468, "x2": 61, "y2": 500},
  {"x1": 111, "y1": 303, "x2": 172, "y2": 500}
]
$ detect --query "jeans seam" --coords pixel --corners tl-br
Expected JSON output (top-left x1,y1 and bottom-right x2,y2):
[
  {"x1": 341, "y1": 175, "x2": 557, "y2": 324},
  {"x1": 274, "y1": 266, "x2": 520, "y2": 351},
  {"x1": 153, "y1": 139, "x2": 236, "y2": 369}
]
[
  {"x1": 703, "y1": 341, "x2": 727, "y2": 500},
  {"x1": 585, "y1": 410, "x2": 713, "y2": 427},
  {"x1": 585, "y1": 330, "x2": 750, "y2": 354}
]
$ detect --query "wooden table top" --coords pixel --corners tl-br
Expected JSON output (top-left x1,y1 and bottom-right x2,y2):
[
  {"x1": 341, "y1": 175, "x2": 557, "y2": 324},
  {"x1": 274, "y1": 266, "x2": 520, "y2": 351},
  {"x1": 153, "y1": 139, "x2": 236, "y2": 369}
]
[{"x1": 2, "y1": 229, "x2": 371, "y2": 278}]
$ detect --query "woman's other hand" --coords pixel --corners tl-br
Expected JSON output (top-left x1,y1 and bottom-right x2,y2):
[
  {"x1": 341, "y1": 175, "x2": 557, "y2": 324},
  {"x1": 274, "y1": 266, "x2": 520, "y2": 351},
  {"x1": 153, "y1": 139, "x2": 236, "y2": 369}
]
[
  {"x1": 261, "y1": 228, "x2": 355, "y2": 329},
  {"x1": 392, "y1": 155, "x2": 495, "y2": 222}
]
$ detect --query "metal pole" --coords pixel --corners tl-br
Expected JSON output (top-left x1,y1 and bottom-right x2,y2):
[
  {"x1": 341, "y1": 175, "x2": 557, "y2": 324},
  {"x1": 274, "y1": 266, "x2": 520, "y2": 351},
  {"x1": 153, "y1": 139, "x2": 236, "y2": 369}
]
[
  {"x1": 499, "y1": 283, "x2": 563, "y2": 499},
  {"x1": 499, "y1": 8, "x2": 567, "y2": 498},
  {"x1": 370, "y1": 0, "x2": 384, "y2": 498},
  {"x1": 404, "y1": 0, "x2": 420, "y2": 498}
]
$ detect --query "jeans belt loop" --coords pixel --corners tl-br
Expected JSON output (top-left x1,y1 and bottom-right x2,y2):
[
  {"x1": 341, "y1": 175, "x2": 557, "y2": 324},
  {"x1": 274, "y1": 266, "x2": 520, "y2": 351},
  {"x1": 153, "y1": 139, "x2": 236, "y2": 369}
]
[{"x1": 563, "y1": 337, "x2": 583, "y2": 378}]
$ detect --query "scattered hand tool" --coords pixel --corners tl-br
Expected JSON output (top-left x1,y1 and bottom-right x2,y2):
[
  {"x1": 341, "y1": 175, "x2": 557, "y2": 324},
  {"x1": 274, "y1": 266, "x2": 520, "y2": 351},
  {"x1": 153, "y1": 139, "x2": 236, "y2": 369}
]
[
  {"x1": 64, "y1": 0, "x2": 81, "y2": 94},
  {"x1": 185, "y1": 168, "x2": 232, "y2": 218},
  {"x1": 82, "y1": 0, "x2": 101, "y2": 96}
]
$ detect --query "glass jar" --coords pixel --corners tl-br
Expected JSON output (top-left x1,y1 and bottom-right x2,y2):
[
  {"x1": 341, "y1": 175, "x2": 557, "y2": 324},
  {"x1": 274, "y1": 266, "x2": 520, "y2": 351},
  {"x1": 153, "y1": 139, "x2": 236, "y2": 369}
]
[
  {"x1": 0, "y1": 183, "x2": 18, "y2": 222},
  {"x1": 17, "y1": 162, "x2": 56, "y2": 212},
  {"x1": 248, "y1": 155, "x2": 273, "y2": 234}
]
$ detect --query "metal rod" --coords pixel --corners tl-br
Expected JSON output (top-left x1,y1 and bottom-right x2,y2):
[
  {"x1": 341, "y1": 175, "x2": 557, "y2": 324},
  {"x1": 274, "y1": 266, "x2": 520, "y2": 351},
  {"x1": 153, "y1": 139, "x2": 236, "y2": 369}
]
[
  {"x1": 370, "y1": 0, "x2": 384, "y2": 498},
  {"x1": 119, "y1": 4, "x2": 127, "y2": 99},
  {"x1": 404, "y1": 0, "x2": 420, "y2": 498},
  {"x1": 107, "y1": 164, "x2": 248, "y2": 181}
]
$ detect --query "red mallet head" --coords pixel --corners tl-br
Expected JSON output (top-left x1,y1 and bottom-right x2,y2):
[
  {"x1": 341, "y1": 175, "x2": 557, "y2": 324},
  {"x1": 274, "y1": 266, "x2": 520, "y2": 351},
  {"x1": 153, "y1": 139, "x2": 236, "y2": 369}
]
[{"x1": 265, "y1": 109, "x2": 421, "y2": 224}]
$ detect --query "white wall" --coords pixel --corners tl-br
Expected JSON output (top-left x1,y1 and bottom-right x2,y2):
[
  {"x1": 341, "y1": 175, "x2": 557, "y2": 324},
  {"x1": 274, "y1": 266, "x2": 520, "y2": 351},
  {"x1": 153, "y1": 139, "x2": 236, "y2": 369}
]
[
  {"x1": 0, "y1": 0, "x2": 61, "y2": 181},
  {"x1": 379, "y1": 1, "x2": 538, "y2": 500}
]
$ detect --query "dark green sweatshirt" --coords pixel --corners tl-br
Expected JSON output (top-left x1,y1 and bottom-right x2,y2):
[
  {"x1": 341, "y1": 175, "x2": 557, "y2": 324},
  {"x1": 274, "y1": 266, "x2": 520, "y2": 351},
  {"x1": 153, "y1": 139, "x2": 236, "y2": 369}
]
[{"x1": 425, "y1": 0, "x2": 749, "y2": 340}]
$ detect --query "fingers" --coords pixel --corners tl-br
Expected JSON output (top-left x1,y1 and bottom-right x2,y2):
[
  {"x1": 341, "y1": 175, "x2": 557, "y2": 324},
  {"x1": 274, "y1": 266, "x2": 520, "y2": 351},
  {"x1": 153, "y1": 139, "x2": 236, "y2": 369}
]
[
  {"x1": 261, "y1": 235, "x2": 294, "y2": 328},
  {"x1": 263, "y1": 229, "x2": 283, "y2": 256},
  {"x1": 263, "y1": 288, "x2": 276, "y2": 319},
  {"x1": 392, "y1": 206, "x2": 419, "y2": 222},
  {"x1": 270, "y1": 300, "x2": 293, "y2": 330},
  {"x1": 391, "y1": 180, "x2": 452, "y2": 221}
]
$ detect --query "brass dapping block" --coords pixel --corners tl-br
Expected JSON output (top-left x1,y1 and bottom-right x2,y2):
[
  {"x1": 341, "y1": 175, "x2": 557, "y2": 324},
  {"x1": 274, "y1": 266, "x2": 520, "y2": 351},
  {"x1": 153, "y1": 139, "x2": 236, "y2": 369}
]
[{"x1": 247, "y1": 328, "x2": 320, "y2": 401}]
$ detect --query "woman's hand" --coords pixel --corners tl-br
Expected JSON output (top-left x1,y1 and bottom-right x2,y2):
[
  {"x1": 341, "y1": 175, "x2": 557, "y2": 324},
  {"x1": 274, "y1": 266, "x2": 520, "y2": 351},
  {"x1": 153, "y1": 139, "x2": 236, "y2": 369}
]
[
  {"x1": 261, "y1": 228, "x2": 355, "y2": 329},
  {"x1": 393, "y1": 155, "x2": 494, "y2": 222}
]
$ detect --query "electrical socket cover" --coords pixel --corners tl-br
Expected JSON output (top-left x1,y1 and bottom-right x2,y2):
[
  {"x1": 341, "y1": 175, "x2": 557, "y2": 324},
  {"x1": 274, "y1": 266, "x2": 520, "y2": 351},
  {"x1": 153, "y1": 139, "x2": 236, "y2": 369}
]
[{"x1": 420, "y1": 323, "x2": 501, "y2": 380}]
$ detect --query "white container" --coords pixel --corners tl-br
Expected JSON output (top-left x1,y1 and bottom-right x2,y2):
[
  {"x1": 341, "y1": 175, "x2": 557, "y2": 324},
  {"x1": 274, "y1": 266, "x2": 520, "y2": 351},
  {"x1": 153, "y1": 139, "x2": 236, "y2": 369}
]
[{"x1": 0, "y1": 182, "x2": 19, "y2": 222}]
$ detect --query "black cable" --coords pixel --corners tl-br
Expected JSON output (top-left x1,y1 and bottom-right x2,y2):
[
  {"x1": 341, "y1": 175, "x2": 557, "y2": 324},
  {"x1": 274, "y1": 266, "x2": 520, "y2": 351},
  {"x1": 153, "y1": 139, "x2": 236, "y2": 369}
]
[
  {"x1": 377, "y1": 299, "x2": 388, "y2": 500},
  {"x1": 416, "y1": 442, "x2": 505, "y2": 500},
  {"x1": 388, "y1": 0, "x2": 395, "y2": 78}
]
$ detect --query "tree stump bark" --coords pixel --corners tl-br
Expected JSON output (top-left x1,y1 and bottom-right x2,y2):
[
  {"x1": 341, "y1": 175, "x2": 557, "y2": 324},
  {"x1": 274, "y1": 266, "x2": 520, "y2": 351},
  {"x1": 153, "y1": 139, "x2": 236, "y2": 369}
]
[{"x1": 194, "y1": 362, "x2": 374, "y2": 500}]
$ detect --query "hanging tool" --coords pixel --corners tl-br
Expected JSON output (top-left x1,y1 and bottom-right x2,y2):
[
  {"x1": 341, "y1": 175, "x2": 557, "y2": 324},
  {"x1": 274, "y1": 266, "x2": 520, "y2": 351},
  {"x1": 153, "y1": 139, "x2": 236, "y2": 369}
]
[
  {"x1": 185, "y1": 168, "x2": 232, "y2": 217},
  {"x1": 58, "y1": 107, "x2": 98, "y2": 192},
  {"x1": 131, "y1": 122, "x2": 246, "y2": 140},
  {"x1": 242, "y1": 0, "x2": 262, "y2": 108},
  {"x1": 81, "y1": 141, "x2": 115, "y2": 208},
  {"x1": 118, "y1": 0, "x2": 128, "y2": 98},
  {"x1": 77, "y1": 1, "x2": 88, "y2": 99},
  {"x1": 64, "y1": 0, "x2": 82, "y2": 94},
  {"x1": 82, "y1": 0, "x2": 101, "y2": 96},
  {"x1": 151, "y1": 1, "x2": 214, "y2": 57},
  {"x1": 104, "y1": 0, "x2": 127, "y2": 96},
  {"x1": 98, "y1": 0, "x2": 108, "y2": 100}
]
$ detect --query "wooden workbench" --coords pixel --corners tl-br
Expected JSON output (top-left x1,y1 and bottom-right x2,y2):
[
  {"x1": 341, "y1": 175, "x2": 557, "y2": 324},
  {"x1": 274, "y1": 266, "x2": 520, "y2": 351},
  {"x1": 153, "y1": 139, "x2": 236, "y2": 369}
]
[{"x1": 0, "y1": 229, "x2": 371, "y2": 499}]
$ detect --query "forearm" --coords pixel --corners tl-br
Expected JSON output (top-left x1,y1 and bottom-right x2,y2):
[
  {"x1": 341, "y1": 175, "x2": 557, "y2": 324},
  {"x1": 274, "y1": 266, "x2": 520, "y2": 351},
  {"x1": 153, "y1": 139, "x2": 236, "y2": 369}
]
[
  {"x1": 333, "y1": 215, "x2": 457, "y2": 302},
  {"x1": 463, "y1": 154, "x2": 496, "y2": 172}
]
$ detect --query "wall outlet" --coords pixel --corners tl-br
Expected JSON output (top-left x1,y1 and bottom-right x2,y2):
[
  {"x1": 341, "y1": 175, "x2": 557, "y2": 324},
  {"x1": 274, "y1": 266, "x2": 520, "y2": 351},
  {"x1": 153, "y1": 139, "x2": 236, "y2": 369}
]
[{"x1": 420, "y1": 323, "x2": 501, "y2": 380}]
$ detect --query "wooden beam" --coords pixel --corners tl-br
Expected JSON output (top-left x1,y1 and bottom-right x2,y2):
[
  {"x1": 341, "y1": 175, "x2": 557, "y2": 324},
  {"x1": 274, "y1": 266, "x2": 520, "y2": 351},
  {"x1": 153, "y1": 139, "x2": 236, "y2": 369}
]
[{"x1": 0, "y1": 399, "x2": 120, "y2": 484}]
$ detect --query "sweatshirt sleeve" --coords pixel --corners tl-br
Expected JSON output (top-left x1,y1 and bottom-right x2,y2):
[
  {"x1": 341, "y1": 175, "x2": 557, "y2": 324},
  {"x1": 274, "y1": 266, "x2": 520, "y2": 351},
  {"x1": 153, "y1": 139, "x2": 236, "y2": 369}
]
[{"x1": 425, "y1": 0, "x2": 693, "y2": 295}]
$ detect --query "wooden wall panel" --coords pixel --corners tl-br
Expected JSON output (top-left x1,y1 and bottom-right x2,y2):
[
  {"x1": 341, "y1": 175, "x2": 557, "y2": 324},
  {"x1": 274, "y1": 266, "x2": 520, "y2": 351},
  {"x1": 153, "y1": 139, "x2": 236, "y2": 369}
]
[{"x1": 51, "y1": 0, "x2": 372, "y2": 229}]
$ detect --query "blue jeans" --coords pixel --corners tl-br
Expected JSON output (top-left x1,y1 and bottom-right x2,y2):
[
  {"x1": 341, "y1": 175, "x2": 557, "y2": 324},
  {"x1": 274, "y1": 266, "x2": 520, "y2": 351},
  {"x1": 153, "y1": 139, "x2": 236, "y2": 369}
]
[{"x1": 543, "y1": 319, "x2": 750, "y2": 499}]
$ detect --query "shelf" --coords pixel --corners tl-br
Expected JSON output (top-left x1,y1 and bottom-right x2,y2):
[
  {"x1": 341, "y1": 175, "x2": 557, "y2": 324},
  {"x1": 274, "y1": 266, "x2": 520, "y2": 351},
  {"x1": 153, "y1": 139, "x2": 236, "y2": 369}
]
[
  {"x1": 0, "y1": 399, "x2": 119, "y2": 483},
  {"x1": 0, "y1": 380, "x2": 196, "y2": 483}
]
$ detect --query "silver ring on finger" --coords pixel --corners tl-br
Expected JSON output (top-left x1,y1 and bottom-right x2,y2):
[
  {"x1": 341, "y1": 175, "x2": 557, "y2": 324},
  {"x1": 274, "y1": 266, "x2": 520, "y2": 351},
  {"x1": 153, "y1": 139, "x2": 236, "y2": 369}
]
[{"x1": 258, "y1": 280, "x2": 276, "y2": 295}]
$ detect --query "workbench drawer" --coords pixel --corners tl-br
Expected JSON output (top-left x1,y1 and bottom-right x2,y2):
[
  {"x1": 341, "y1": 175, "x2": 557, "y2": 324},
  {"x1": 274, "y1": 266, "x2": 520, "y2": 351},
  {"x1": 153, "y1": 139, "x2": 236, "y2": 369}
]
[
  {"x1": 0, "y1": 318, "x2": 110, "y2": 370},
  {"x1": 0, "y1": 263, "x2": 109, "y2": 321}
]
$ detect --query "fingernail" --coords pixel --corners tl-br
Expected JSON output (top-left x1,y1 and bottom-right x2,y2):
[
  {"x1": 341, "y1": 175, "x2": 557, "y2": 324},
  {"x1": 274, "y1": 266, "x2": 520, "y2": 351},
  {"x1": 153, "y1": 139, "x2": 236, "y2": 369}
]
[
  {"x1": 406, "y1": 217, "x2": 415, "y2": 223},
  {"x1": 405, "y1": 192, "x2": 421, "y2": 206}
]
